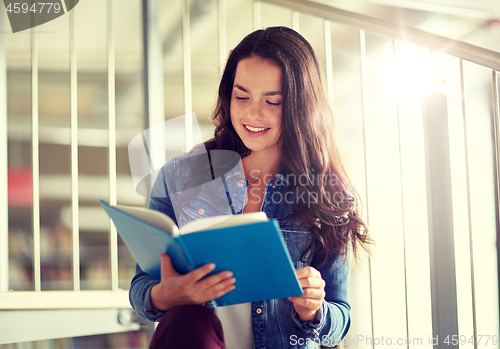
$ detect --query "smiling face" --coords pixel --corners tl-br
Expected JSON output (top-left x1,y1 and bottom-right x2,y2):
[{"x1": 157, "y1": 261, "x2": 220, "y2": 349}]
[{"x1": 230, "y1": 55, "x2": 283, "y2": 158}]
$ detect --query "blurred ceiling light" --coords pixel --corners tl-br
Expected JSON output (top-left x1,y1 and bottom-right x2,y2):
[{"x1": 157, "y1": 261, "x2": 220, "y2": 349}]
[{"x1": 391, "y1": 42, "x2": 445, "y2": 99}]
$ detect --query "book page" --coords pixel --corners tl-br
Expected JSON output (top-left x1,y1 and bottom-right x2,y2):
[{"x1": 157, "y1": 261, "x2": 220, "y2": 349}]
[
  {"x1": 115, "y1": 204, "x2": 180, "y2": 237},
  {"x1": 179, "y1": 212, "x2": 268, "y2": 235}
]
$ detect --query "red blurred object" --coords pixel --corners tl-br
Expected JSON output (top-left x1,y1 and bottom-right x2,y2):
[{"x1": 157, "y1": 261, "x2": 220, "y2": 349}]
[
  {"x1": 488, "y1": 19, "x2": 500, "y2": 26},
  {"x1": 8, "y1": 167, "x2": 33, "y2": 207}
]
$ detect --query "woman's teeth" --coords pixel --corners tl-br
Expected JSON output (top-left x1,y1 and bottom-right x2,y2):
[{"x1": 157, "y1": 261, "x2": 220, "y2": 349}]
[{"x1": 245, "y1": 125, "x2": 268, "y2": 132}]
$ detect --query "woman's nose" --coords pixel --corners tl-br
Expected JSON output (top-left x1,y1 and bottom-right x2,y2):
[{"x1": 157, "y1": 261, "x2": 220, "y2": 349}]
[{"x1": 249, "y1": 100, "x2": 263, "y2": 119}]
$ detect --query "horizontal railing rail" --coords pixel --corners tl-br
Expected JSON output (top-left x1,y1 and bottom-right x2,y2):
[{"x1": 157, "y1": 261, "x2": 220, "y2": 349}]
[
  {"x1": 0, "y1": 290, "x2": 131, "y2": 310},
  {"x1": 261, "y1": 0, "x2": 500, "y2": 72}
]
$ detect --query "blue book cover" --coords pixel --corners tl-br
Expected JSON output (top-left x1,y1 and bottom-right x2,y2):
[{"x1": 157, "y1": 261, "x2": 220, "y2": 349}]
[{"x1": 101, "y1": 200, "x2": 303, "y2": 307}]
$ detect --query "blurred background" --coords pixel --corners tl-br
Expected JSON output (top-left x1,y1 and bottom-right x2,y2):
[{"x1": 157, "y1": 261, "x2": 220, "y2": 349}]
[{"x1": 1, "y1": 0, "x2": 500, "y2": 347}]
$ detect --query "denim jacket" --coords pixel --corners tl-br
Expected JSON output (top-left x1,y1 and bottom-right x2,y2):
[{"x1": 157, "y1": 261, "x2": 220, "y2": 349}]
[{"x1": 129, "y1": 150, "x2": 351, "y2": 349}]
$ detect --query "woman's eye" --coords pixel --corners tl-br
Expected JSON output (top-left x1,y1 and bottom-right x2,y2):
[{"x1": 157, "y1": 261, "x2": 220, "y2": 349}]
[
  {"x1": 235, "y1": 96, "x2": 248, "y2": 101},
  {"x1": 266, "y1": 101, "x2": 281, "y2": 106}
]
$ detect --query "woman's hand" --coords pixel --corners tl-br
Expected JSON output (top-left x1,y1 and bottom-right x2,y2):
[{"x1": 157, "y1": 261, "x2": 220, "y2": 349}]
[
  {"x1": 150, "y1": 253, "x2": 236, "y2": 311},
  {"x1": 288, "y1": 267, "x2": 326, "y2": 322}
]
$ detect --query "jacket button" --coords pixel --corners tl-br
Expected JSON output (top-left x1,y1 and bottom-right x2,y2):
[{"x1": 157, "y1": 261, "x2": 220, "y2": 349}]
[
  {"x1": 272, "y1": 184, "x2": 276, "y2": 189},
  {"x1": 256, "y1": 308, "x2": 262, "y2": 314},
  {"x1": 237, "y1": 179, "x2": 245, "y2": 187},
  {"x1": 295, "y1": 219, "x2": 302, "y2": 225},
  {"x1": 198, "y1": 208, "x2": 205, "y2": 215}
]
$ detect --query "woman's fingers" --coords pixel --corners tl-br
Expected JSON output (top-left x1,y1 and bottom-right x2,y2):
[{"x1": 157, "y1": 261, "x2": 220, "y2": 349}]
[
  {"x1": 197, "y1": 270, "x2": 235, "y2": 289},
  {"x1": 178, "y1": 272, "x2": 235, "y2": 305},
  {"x1": 154, "y1": 253, "x2": 236, "y2": 309},
  {"x1": 183, "y1": 262, "x2": 217, "y2": 283},
  {"x1": 204, "y1": 276, "x2": 236, "y2": 300},
  {"x1": 296, "y1": 267, "x2": 325, "y2": 289},
  {"x1": 159, "y1": 253, "x2": 180, "y2": 278},
  {"x1": 296, "y1": 266, "x2": 322, "y2": 280},
  {"x1": 297, "y1": 287, "x2": 325, "y2": 300},
  {"x1": 289, "y1": 290, "x2": 324, "y2": 306},
  {"x1": 291, "y1": 296, "x2": 323, "y2": 313},
  {"x1": 289, "y1": 266, "x2": 326, "y2": 321},
  {"x1": 288, "y1": 287, "x2": 324, "y2": 307},
  {"x1": 298, "y1": 276, "x2": 324, "y2": 289}
]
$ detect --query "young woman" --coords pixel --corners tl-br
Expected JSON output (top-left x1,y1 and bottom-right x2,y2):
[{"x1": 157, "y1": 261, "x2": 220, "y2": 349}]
[{"x1": 129, "y1": 26, "x2": 371, "y2": 349}]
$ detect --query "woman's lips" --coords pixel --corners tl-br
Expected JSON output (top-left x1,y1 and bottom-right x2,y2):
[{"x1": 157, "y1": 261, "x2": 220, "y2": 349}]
[
  {"x1": 243, "y1": 124, "x2": 270, "y2": 137},
  {"x1": 245, "y1": 124, "x2": 269, "y2": 132}
]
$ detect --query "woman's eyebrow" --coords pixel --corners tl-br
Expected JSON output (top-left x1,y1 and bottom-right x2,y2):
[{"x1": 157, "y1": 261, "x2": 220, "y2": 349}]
[
  {"x1": 233, "y1": 83, "x2": 282, "y2": 96},
  {"x1": 233, "y1": 84, "x2": 248, "y2": 93}
]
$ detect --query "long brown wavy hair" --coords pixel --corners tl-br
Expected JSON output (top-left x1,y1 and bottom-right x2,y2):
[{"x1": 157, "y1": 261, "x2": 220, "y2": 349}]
[{"x1": 205, "y1": 26, "x2": 372, "y2": 264}]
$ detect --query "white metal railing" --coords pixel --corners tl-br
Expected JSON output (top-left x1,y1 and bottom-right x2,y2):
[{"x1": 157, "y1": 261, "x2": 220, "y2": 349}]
[
  {"x1": 0, "y1": 0, "x2": 136, "y2": 343},
  {"x1": 1, "y1": 0, "x2": 500, "y2": 346},
  {"x1": 0, "y1": 0, "x2": 133, "y2": 332},
  {"x1": 0, "y1": 0, "x2": 127, "y2": 305}
]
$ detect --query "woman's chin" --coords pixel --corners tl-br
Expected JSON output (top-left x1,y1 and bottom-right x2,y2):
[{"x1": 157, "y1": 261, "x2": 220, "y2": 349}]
[{"x1": 242, "y1": 143, "x2": 280, "y2": 156}]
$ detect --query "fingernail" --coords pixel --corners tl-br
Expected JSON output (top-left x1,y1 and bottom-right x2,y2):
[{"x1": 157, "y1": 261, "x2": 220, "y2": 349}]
[
  {"x1": 225, "y1": 271, "x2": 233, "y2": 278},
  {"x1": 208, "y1": 263, "x2": 216, "y2": 270}
]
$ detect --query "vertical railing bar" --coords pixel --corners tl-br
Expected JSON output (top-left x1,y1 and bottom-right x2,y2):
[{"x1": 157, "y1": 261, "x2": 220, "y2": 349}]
[
  {"x1": 218, "y1": 0, "x2": 227, "y2": 76},
  {"x1": 31, "y1": 27, "x2": 41, "y2": 292},
  {"x1": 359, "y1": 29, "x2": 375, "y2": 349},
  {"x1": 69, "y1": 7, "x2": 80, "y2": 292},
  {"x1": 182, "y1": 0, "x2": 193, "y2": 151},
  {"x1": 459, "y1": 58, "x2": 478, "y2": 349},
  {"x1": 393, "y1": 39, "x2": 412, "y2": 349},
  {"x1": 491, "y1": 69, "x2": 500, "y2": 328},
  {"x1": 292, "y1": 11, "x2": 299, "y2": 32},
  {"x1": 142, "y1": 0, "x2": 150, "y2": 133},
  {"x1": 107, "y1": 0, "x2": 119, "y2": 291},
  {"x1": 253, "y1": 1, "x2": 261, "y2": 30},
  {"x1": 142, "y1": 0, "x2": 165, "y2": 207},
  {"x1": 0, "y1": 7, "x2": 9, "y2": 293},
  {"x1": 142, "y1": 0, "x2": 166, "y2": 130},
  {"x1": 324, "y1": 20, "x2": 334, "y2": 107}
]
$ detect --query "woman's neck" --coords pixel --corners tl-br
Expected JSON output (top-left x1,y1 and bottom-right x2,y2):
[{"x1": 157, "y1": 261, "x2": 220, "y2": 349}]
[
  {"x1": 242, "y1": 150, "x2": 281, "y2": 181},
  {"x1": 241, "y1": 150, "x2": 281, "y2": 213}
]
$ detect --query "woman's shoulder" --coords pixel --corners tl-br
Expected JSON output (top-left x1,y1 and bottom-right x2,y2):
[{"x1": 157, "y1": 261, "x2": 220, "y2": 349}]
[
  {"x1": 161, "y1": 143, "x2": 207, "y2": 169},
  {"x1": 159, "y1": 143, "x2": 216, "y2": 195}
]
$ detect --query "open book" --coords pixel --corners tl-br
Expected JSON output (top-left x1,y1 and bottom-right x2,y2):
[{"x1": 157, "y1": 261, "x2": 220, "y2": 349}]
[{"x1": 100, "y1": 200, "x2": 303, "y2": 307}]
